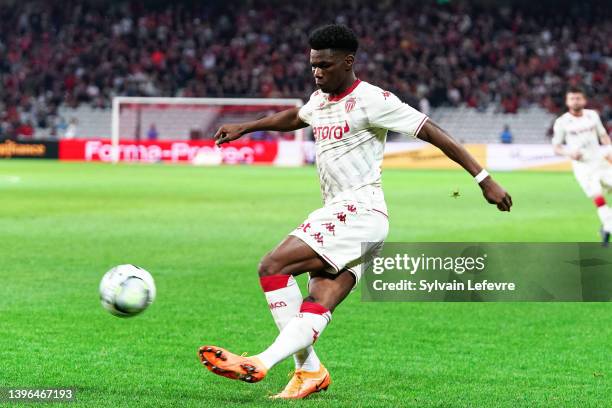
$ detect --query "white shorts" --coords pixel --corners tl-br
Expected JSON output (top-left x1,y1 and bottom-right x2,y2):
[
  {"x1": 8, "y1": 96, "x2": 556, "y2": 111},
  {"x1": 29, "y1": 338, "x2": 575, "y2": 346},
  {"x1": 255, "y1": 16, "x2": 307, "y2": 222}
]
[
  {"x1": 573, "y1": 160, "x2": 612, "y2": 197},
  {"x1": 289, "y1": 200, "x2": 389, "y2": 286}
]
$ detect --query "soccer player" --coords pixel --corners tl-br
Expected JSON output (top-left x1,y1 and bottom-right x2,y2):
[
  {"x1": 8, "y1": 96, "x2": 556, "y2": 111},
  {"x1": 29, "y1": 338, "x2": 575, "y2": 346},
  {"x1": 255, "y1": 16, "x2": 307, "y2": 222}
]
[
  {"x1": 198, "y1": 24, "x2": 513, "y2": 399},
  {"x1": 552, "y1": 88, "x2": 612, "y2": 245}
]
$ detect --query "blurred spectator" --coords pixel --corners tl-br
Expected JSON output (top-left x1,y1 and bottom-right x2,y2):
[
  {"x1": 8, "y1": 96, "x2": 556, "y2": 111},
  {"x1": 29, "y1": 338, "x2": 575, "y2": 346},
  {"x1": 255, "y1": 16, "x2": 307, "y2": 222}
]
[
  {"x1": 64, "y1": 118, "x2": 78, "y2": 139},
  {"x1": 147, "y1": 124, "x2": 159, "y2": 141},
  {"x1": 419, "y1": 96, "x2": 431, "y2": 118},
  {"x1": 500, "y1": 125, "x2": 513, "y2": 144},
  {"x1": 17, "y1": 120, "x2": 34, "y2": 139}
]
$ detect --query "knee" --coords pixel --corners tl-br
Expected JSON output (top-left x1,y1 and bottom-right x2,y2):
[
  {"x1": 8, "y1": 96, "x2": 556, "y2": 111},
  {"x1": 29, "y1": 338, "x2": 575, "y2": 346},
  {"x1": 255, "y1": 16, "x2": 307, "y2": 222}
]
[
  {"x1": 303, "y1": 295, "x2": 317, "y2": 303},
  {"x1": 303, "y1": 295, "x2": 334, "y2": 312},
  {"x1": 258, "y1": 253, "x2": 283, "y2": 277}
]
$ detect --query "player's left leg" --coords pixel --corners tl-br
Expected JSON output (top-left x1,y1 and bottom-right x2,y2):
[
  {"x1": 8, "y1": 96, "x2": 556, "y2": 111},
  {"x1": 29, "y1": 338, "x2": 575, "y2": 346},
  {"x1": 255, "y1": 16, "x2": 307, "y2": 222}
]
[
  {"x1": 590, "y1": 165, "x2": 612, "y2": 243},
  {"x1": 597, "y1": 167, "x2": 612, "y2": 245},
  {"x1": 576, "y1": 164, "x2": 612, "y2": 243},
  {"x1": 268, "y1": 270, "x2": 355, "y2": 399}
]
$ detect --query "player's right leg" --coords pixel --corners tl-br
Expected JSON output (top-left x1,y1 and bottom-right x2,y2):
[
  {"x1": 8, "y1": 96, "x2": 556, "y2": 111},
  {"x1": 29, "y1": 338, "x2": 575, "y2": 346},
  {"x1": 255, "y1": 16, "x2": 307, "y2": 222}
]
[
  {"x1": 198, "y1": 268, "x2": 348, "y2": 389},
  {"x1": 199, "y1": 236, "x2": 328, "y2": 383}
]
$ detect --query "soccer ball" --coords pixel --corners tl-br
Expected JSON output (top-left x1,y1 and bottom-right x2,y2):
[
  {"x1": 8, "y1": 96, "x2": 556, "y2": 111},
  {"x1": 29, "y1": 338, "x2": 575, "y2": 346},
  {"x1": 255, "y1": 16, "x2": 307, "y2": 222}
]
[{"x1": 99, "y1": 264, "x2": 156, "y2": 317}]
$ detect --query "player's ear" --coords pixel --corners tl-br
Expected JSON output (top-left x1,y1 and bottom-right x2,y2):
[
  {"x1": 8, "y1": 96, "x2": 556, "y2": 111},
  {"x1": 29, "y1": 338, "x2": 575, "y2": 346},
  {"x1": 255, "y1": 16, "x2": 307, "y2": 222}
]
[{"x1": 344, "y1": 53, "x2": 355, "y2": 71}]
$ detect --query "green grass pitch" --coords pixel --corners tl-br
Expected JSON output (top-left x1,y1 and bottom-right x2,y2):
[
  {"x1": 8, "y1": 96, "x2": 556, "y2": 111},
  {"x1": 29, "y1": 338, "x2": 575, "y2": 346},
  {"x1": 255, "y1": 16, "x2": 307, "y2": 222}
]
[{"x1": 0, "y1": 160, "x2": 609, "y2": 407}]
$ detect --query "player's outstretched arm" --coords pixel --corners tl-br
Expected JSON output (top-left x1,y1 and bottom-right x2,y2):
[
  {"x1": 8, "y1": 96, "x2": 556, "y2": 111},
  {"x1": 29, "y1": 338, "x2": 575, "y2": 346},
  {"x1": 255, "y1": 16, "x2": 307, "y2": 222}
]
[
  {"x1": 417, "y1": 120, "x2": 513, "y2": 212},
  {"x1": 214, "y1": 107, "x2": 308, "y2": 145}
]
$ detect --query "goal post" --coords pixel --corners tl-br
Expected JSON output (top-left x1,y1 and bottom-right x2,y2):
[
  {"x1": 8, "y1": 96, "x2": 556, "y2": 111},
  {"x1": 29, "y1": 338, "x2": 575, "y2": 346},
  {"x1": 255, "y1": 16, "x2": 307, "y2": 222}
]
[{"x1": 110, "y1": 96, "x2": 305, "y2": 165}]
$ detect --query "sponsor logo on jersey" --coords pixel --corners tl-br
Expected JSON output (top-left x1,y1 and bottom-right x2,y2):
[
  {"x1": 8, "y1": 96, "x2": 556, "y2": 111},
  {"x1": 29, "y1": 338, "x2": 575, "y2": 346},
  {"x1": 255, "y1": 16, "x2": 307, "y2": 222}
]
[
  {"x1": 568, "y1": 125, "x2": 597, "y2": 136},
  {"x1": 382, "y1": 91, "x2": 391, "y2": 100},
  {"x1": 313, "y1": 120, "x2": 350, "y2": 141}
]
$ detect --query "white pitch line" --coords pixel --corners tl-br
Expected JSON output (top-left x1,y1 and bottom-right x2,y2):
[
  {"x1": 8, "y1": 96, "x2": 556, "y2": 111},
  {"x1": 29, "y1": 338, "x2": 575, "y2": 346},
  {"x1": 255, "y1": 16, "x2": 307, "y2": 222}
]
[{"x1": 0, "y1": 175, "x2": 22, "y2": 184}]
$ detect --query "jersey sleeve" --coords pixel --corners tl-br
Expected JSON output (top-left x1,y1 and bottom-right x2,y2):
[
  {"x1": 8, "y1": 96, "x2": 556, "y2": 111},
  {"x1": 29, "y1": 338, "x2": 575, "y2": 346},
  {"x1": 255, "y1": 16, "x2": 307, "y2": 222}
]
[
  {"x1": 552, "y1": 118, "x2": 566, "y2": 145},
  {"x1": 593, "y1": 111, "x2": 608, "y2": 139},
  {"x1": 297, "y1": 91, "x2": 319, "y2": 125},
  {"x1": 367, "y1": 91, "x2": 428, "y2": 138}
]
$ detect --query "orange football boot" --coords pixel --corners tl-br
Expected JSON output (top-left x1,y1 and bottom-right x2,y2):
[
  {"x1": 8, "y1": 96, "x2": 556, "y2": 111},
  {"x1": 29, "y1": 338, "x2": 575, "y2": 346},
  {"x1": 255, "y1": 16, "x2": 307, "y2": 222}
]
[
  {"x1": 270, "y1": 364, "x2": 331, "y2": 399},
  {"x1": 198, "y1": 345, "x2": 268, "y2": 383}
]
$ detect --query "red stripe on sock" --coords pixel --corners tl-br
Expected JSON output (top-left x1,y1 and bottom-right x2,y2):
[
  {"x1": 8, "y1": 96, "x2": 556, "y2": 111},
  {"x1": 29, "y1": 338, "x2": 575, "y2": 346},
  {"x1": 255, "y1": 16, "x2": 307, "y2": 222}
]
[
  {"x1": 594, "y1": 196, "x2": 606, "y2": 207},
  {"x1": 259, "y1": 275, "x2": 291, "y2": 292},
  {"x1": 300, "y1": 301, "x2": 329, "y2": 315}
]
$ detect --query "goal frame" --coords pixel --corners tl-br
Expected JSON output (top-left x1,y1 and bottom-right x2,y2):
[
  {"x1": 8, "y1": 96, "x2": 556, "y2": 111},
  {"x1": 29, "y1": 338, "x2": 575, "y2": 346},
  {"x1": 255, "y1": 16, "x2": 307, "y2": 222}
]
[{"x1": 110, "y1": 96, "x2": 304, "y2": 164}]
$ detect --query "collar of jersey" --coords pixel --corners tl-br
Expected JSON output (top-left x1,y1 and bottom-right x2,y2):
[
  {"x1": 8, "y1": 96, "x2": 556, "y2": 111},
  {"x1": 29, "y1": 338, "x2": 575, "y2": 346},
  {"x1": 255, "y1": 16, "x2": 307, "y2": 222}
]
[
  {"x1": 568, "y1": 110, "x2": 584, "y2": 117},
  {"x1": 328, "y1": 79, "x2": 362, "y2": 102}
]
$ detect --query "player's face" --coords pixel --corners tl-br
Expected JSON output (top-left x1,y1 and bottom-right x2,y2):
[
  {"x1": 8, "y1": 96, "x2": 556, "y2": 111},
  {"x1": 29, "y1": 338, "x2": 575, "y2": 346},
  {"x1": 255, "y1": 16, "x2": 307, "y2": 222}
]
[
  {"x1": 310, "y1": 49, "x2": 353, "y2": 94},
  {"x1": 566, "y1": 92, "x2": 586, "y2": 112}
]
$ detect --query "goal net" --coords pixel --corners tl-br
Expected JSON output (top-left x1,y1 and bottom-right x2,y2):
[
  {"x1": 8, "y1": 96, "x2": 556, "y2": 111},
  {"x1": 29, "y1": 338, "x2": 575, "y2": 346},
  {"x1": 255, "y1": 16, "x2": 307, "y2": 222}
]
[{"x1": 110, "y1": 97, "x2": 305, "y2": 166}]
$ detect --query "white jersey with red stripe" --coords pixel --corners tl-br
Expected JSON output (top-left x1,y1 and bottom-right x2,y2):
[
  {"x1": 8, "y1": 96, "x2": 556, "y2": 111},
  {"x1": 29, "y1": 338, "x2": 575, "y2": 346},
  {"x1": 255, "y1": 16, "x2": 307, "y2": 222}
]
[
  {"x1": 552, "y1": 109, "x2": 608, "y2": 164},
  {"x1": 552, "y1": 109, "x2": 612, "y2": 197},
  {"x1": 298, "y1": 79, "x2": 428, "y2": 210}
]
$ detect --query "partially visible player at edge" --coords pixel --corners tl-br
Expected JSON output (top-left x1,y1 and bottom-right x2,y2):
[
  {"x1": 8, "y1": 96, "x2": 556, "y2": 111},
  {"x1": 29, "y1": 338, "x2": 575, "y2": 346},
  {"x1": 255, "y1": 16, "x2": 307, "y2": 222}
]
[
  {"x1": 198, "y1": 24, "x2": 513, "y2": 399},
  {"x1": 552, "y1": 87, "x2": 612, "y2": 246}
]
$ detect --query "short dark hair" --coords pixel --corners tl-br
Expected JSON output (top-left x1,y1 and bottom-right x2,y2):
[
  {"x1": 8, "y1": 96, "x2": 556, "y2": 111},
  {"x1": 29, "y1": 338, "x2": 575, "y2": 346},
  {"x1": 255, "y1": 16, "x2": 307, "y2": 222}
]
[
  {"x1": 566, "y1": 86, "x2": 586, "y2": 95},
  {"x1": 308, "y1": 24, "x2": 358, "y2": 53}
]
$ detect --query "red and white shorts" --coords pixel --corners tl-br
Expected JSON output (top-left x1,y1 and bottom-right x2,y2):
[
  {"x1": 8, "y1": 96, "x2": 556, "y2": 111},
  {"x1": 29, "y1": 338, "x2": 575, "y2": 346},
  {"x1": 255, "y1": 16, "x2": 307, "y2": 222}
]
[{"x1": 289, "y1": 201, "x2": 389, "y2": 286}]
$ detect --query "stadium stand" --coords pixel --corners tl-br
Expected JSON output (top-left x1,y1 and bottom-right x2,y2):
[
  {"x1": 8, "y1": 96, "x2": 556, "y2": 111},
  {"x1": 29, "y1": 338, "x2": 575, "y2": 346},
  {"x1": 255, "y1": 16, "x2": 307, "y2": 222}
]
[
  {"x1": 0, "y1": 0, "x2": 610, "y2": 141},
  {"x1": 46, "y1": 104, "x2": 556, "y2": 144}
]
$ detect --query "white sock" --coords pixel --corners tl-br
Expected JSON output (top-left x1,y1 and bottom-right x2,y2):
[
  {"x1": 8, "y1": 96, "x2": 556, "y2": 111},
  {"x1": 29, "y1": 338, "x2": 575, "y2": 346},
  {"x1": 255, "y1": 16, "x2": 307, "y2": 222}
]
[
  {"x1": 293, "y1": 347, "x2": 320, "y2": 372},
  {"x1": 259, "y1": 275, "x2": 321, "y2": 371},
  {"x1": 255, "y1": 301, "x2": 331, "y2": 369}
]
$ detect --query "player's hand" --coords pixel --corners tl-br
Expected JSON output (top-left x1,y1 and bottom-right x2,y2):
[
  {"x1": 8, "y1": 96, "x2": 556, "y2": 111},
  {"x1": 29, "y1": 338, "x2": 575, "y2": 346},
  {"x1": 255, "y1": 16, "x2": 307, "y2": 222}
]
[
  {"x1": 479, "y1": 177, "x2": 513, "y2": 212},
  {"x1": 606, "y1": 153, "x2": 612, "y2": 165},
  {"x1": 569, "y1": 151, "x2": 582, "y2": 161},
  {"x1": 214, "y1": 124, "x2": 246, "y2": 145}
]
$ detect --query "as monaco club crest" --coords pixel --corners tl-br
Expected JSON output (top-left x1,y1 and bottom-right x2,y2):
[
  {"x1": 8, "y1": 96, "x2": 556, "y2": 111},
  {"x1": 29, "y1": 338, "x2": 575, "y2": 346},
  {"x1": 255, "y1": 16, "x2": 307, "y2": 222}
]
[{"x1": 345, "y1": 97, "x2": 356, "y2": 113}]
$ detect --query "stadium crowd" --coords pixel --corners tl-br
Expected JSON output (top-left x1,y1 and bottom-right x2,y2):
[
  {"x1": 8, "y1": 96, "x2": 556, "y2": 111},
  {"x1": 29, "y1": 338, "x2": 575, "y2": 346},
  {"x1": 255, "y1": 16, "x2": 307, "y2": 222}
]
[{"x1": 1, "y1": 0, "x2": 610, "y2": 139}]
